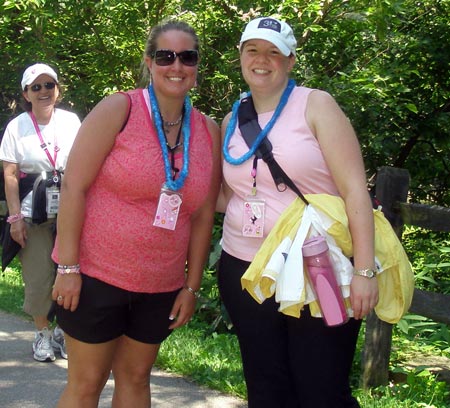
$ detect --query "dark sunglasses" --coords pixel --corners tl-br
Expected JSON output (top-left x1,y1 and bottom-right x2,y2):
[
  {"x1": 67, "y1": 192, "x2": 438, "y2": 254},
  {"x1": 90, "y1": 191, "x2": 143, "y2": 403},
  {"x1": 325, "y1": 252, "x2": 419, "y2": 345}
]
[
  {"x1": 28, "y1": 82, "x2": 57, "y2": 92},
  {"x1": 152, "y1": 49, "x2": 199, "y2": 66}
]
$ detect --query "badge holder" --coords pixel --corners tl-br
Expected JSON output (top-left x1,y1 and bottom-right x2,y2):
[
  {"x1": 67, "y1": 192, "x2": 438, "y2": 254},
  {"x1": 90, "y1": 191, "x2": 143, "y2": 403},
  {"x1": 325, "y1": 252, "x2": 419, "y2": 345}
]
[
  {"x1": 46, "y1": 173, "x2": 61, "y2": 215},
  {"x1": 242, "y1": 195, "x2": 265, "y2": 238},
  {"x1": 153, "y1": 188, "x2": 183, "y2": 231}
]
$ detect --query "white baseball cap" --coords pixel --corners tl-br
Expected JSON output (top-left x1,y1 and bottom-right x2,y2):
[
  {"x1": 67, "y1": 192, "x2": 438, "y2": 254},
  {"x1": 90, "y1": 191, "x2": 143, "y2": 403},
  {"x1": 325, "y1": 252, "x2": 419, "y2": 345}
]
[
  {"x1": 21, "y1": 63, "x2": 58, "y2": 90},
  {"x1": 239, "y1": 17, "x2": 297, "y2": 57}
]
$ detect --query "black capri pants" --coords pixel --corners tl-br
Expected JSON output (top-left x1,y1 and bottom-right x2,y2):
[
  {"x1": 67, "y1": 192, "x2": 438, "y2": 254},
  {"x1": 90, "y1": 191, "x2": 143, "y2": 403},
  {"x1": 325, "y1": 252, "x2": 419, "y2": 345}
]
[{"x1": 218, "y1": 250, "x2": 361, "y2": 408}]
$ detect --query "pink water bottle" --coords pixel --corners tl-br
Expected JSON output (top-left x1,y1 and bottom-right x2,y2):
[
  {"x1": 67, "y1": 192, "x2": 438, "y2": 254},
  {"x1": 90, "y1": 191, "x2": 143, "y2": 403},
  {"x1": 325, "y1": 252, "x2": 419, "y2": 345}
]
[{"x1": 302, "y1": 236, "x2": 348, "y2": 326}]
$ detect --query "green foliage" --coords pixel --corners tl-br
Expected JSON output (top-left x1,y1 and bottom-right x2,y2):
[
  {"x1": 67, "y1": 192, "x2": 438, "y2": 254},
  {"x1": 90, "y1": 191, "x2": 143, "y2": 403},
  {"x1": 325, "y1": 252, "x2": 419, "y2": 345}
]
[
  {"x1": 0, "y1": 1, "x2": 449, "y2": 402},
  {"x1": 397, "y1": 314, "x2": 450, "y2": 350},
  {"x1": 0, "y1": 260, "x2": 27, "y2": 318},
  {"x1": 1, "y1": 0, "x2": 449, "y2": 206},
  {"x1": 402, "y1": 226, "x2": 450, "y2": 294},
  {"x1": 157, "y1": 324, "x2": 246, "y2": 398},
  {"x1": 382, "y1": 332, "x2": 450, "y2": 407},
  {"x1": 355, "y1": 369, "x2": 450, "y2": 407}
]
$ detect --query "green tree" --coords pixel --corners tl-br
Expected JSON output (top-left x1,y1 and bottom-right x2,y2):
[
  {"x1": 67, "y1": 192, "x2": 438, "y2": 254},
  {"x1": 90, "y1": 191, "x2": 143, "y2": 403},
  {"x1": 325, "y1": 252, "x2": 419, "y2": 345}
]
[{"x1": 0, "y1": 0, "x2": 449, "y2": 205}]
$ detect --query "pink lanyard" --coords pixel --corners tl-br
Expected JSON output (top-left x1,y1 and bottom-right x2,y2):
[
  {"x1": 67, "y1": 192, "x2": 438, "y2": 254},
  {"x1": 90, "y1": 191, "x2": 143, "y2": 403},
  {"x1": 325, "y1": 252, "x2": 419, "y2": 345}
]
[{"x1": 29, "y1": 111, "x2": 59, "y2": 173}]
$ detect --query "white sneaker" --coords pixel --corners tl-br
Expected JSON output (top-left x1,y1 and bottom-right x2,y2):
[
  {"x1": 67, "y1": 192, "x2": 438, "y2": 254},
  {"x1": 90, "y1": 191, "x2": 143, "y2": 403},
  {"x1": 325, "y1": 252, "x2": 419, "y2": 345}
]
[
  {"x1": 51, "y1": 326, "x2": 67, "y2": 359},
  {"x1": 33, "y1": 328, "x2": 56, "y2": 362}
]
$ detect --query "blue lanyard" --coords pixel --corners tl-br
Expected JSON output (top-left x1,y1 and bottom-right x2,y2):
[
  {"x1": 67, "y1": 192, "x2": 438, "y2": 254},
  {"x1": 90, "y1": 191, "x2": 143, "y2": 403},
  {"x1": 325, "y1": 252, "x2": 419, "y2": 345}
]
[
  {"x1": 148, "y1": 84, "x2": 192, "y2": 191},
  {"x1": 223, "y1": 79, "x2": 296, "y2": 165}
]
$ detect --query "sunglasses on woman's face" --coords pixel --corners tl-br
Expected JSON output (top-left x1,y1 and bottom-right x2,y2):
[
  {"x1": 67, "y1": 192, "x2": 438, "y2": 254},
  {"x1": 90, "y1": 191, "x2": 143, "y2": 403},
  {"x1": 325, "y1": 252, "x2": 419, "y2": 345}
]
[
  {"x1": 152, "y1": 49, "x2": 199, "y2": 66},
  {"x1": 28, "y1": 82, "x2": 57, "y2": 92}
]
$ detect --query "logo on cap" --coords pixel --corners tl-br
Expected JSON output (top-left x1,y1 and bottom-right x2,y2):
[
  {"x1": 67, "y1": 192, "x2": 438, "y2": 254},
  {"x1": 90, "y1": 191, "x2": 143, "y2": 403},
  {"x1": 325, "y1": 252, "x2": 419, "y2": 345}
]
[{"x1": 257, "y1": 18, "x2": 281, "y2": 33}]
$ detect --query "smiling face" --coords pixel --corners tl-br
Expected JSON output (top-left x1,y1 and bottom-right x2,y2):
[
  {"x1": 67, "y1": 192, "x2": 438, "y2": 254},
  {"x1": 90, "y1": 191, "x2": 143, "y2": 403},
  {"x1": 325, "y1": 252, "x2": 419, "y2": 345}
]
[
  {"x1": 145, "y1": 29, "x2": 199, "y2": 100},
  {"x1": 23, "y1": 74, "x2": 59, "y2": 110},
  {"x1": 240, "y1": 38, "x2": 295, "y2": 94}
]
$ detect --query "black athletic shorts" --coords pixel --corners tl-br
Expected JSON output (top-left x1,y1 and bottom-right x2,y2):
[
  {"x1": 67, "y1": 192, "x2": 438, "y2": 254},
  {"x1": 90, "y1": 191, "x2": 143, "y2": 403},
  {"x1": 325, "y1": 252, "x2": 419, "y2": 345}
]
[{"x1": 56, "y1": 274, "x2": 181, "y2": 344}]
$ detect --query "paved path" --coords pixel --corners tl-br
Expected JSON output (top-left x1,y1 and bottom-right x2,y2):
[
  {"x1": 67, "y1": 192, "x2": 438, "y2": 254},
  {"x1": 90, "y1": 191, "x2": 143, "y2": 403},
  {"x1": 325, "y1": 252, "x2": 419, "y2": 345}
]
[{"x1": 0, "y1": 311, "x2": 246, "y2": 407}]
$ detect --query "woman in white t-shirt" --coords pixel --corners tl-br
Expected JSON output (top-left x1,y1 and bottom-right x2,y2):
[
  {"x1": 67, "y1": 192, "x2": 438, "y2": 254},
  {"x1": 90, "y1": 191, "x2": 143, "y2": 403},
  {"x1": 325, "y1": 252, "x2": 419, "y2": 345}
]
[{"x1": 0, "y1": 63, "x2": 81, "y2": 363}]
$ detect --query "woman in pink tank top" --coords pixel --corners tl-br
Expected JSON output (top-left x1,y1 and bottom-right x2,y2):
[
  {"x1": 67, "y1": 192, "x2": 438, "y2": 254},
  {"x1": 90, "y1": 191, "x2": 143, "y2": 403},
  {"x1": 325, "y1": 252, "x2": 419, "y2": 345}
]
[
  {"x1": 51, "y1": 20, "x2": 221, "y2": 407},
  {"x1": 218, "y1": 17, "x2": 378, "y2": 408}
]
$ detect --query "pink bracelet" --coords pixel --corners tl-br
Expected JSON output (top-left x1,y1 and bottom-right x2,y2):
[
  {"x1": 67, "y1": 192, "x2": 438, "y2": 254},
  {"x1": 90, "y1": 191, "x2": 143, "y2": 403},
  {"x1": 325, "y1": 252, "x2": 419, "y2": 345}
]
[
  {"x1": 57, "y1": 264, "x2": 81, "y2": 274},
  {"x1": 7, "y1": 213, "x2": 24, "y2": 224}
]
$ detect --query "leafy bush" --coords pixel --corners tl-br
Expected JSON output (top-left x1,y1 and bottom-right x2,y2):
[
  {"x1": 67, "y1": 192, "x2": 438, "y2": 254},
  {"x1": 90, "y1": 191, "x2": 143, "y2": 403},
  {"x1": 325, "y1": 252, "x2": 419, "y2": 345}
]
[{"x1": 0, "y1": 258, "x2": 27, "y2": 318}]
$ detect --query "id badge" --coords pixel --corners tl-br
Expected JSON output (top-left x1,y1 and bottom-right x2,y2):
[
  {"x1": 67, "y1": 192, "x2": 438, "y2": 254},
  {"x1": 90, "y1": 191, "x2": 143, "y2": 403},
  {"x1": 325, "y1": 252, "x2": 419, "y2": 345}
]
[
  {"x1": 153, "y1": 189, "x2": 183, "y2": 231},
  {"x1": 46, "y1": 186, "x2": 60, "y2": 215},
  {"x1": 242, "y1": 196, "x2": 265, "y2": 238}
]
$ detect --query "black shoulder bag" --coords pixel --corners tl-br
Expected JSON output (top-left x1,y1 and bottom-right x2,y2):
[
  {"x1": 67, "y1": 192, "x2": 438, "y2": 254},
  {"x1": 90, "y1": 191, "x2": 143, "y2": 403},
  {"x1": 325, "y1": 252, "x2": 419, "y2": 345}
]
[{"x1": 238, "y1": 95, "x2": 309, "y2": 206}]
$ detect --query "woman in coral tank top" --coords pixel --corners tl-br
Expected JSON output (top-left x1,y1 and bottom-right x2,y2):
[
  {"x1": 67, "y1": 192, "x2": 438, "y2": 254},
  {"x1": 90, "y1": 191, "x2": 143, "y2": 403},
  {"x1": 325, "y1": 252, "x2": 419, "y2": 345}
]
[{"x1": 51, "y1": 20, "x2": 221, "y2": 407}]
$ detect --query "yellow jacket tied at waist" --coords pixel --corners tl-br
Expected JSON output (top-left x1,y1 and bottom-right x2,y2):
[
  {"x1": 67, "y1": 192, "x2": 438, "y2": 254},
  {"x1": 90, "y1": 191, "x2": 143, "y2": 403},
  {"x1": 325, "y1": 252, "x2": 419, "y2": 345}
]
[{"x1": 241, "y1": 194, "x2": 414, "y2": 324}]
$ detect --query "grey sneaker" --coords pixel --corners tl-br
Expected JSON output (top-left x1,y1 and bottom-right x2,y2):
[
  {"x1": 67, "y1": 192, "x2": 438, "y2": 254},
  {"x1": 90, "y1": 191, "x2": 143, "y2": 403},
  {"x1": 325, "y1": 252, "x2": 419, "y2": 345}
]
[
  {"x1": 51, "y1": 326, "x2": 67, "y2": 359},
  {"x1": 33, "y1": 328, "x2": 56, "y2": 362}
]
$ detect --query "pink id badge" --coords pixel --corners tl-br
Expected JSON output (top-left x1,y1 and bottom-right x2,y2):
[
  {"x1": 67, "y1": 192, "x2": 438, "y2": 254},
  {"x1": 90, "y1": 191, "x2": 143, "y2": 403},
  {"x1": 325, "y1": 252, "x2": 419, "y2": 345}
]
[
  {"x1": 153, "y1": 189, "x2": 183, "y2": 231},
  {"x1": 242, "y1": 196, "x2": 265, "y2": 238}
]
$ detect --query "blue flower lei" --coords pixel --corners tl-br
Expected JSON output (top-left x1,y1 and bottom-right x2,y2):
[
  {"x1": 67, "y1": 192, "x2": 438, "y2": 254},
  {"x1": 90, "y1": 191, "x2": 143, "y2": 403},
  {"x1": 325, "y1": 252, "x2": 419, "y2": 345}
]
[
  {"x1": 149, "y1": 84, "x2": 192, "y2": 191},
  {"x1": 223, "y1": 79, "x2": 296, "y2": 165}
]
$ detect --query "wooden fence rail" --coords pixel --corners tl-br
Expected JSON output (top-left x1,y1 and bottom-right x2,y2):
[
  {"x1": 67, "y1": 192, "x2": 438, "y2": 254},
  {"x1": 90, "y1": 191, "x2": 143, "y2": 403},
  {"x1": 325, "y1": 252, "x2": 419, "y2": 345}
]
[
  {"x1": 399, "y1": 202, "x2": 450, "y2": 233},
  {"x1": 361, "y1": 166, "x2": 450, "y2": 388}
]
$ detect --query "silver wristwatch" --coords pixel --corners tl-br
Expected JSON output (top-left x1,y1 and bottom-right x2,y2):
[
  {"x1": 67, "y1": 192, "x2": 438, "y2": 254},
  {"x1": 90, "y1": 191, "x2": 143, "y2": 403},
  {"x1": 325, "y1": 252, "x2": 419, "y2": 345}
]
[{"x1": 353, "y1": 268, "x2": 376, "y2": 278}]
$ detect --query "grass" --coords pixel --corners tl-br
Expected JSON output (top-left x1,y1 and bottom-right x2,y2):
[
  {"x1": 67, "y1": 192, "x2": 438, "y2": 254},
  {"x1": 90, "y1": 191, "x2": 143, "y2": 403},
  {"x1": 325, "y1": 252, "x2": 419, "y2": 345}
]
[
  {"x1": 157, "y1": 325, "x2": 246, "y2": 397},
  {"x1": 356, "y1": 350, "x2": 450, "y2": 407},
  {"x1": 0, "y1": 258, "x2": 28, "y2": 318},
  {"x1": 1, "y1": 261, "x2": 449, "y2": 407}
]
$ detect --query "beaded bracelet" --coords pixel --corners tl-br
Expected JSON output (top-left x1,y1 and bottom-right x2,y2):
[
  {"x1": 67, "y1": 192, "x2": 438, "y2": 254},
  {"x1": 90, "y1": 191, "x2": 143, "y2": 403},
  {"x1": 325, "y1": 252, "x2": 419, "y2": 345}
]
[
  {"x1": 183, "y1": 284, "x2": 200, "y2": 299},
  {"x1": 57, "y1": 264, "x2": 81, "y2": 275},
  {"x1": 7, "y1": 213, "x2": 24, "y2": 224}
]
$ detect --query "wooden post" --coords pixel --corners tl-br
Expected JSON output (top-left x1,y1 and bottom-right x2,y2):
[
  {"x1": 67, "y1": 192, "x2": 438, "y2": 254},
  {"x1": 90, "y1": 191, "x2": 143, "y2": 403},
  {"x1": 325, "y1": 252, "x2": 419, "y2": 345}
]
[
  {"x1": 361, "y1": 312, "x2": 393, "y2": 387},
  {"x1": 361, "y1": 166, "x2": 410, "y2": 388},
  {"x1": 374, "y1": 167, "x2": 410, "y2": 234}
]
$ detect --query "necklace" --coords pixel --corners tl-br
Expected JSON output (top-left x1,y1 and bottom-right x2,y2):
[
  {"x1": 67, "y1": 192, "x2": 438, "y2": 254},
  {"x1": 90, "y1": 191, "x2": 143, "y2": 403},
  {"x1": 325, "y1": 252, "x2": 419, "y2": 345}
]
[
  {"x1": 163, "y1": 108, "x2": 184, "y2": 152},
  {"x1": 165, "y1": 124, "x2": 183, "y2": 180},
  {"x1": 223, "y1": 79, "x2": 296, "y2": 165},
  {"x1": 162, "y1": 115, "x2": 183, "y2": 134},
  {"x1": 149, "y1": 84, "x2": 192, "y2": 191}
]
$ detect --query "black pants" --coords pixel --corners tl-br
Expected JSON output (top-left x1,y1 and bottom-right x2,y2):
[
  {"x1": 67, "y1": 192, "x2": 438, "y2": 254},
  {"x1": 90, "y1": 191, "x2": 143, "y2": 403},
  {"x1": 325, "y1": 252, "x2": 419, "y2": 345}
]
[{"x1": 218, "y1": 251, "x2": 361, "y2": 408}]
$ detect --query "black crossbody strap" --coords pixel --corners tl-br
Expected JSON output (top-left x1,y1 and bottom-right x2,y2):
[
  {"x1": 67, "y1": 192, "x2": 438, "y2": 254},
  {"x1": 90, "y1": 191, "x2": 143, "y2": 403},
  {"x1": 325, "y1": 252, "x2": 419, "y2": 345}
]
[{"x1": 238, "y1": 96, "x2": 309, "y2": 206}]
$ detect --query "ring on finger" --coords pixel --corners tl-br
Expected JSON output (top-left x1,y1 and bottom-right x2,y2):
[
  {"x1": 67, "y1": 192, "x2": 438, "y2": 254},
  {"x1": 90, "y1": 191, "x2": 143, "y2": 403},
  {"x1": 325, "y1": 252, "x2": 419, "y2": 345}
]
[{"x1": 57, "y1": 295, "x2": 64, "y2": 302}]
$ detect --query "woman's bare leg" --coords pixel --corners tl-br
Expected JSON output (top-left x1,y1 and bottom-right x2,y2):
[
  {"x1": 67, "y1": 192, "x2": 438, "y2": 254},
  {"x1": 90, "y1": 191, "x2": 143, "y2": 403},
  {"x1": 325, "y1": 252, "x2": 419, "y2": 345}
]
[
  {"x1": 111, "y1": 336, "x2": 160, "y2": 408},
  {"x1": 57, "y1": 333, "x2": 119, "y2": 408}
]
